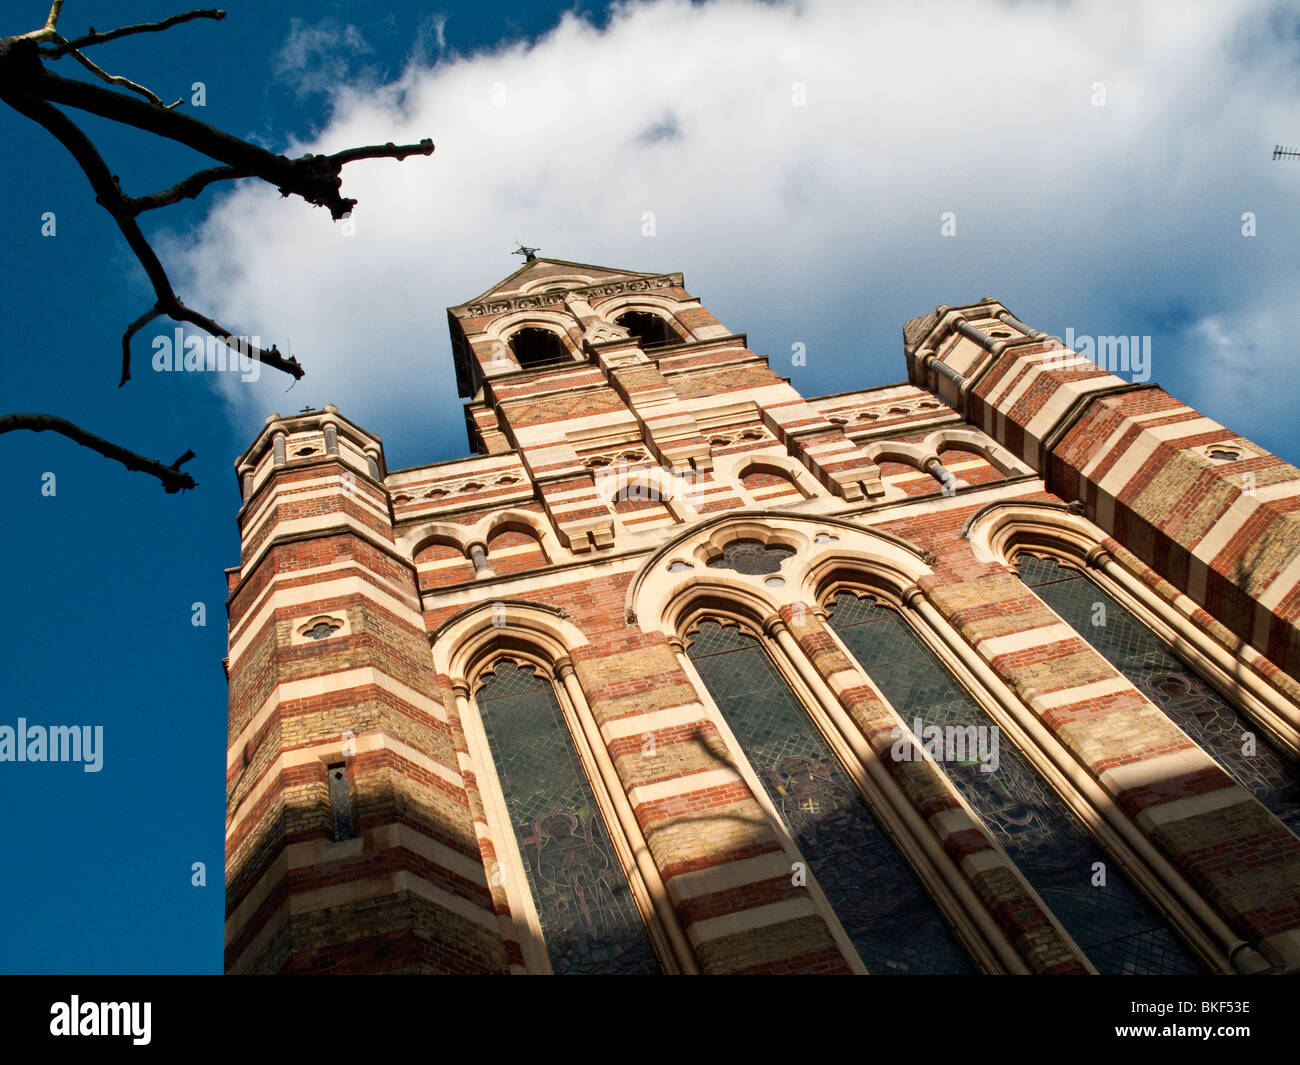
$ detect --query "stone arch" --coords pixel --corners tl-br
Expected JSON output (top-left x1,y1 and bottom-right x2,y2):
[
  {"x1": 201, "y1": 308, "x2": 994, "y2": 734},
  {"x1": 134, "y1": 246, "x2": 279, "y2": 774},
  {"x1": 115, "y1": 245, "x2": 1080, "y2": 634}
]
[
  {"x1": 626, "y1": 512, "x2": 933, "y2": 634},
  {"x1": 507, "y1": 326, "x2": 570, "y2": 368},
  {"x1": 663, "y1": 576, "x2": 784, "y2": 644},
  {"x1": 599, "y1": 464, "x2": 691, "y2": 528},
  {"x1": 432, "y1": 600, "x2": 586, "y2": 681},
  {"x1": 481, "y1": 310, "x2": 581, "y2": 365},
  {"x1": 713, "y1": 451, "x2": 824, "y2": 505},
  {"x1": 591, "y1": 293, "x2": 690, "y2": 340},
  {"x1": 404, "y1": 522, "x2": 477, "y2": 589},
  {"x1": 413, "y1": 539, "x2": 477, "y2": 589},
  {"x1": 400, "y1": 520, "x2": 473, "y2": 559},
  {"x1": 483, "y1": 308, "x2": 578, "y2": 340},
  {"x1": 963, "y1": 499, "x2": 1098, "y2": 569},
  {"x1": 921, "y1": 427, "x2": 1030, "y2": 477},
  {"x1": 736, "y1": 461, "x2": 809, "y2": 505},
  {"x1": 468, "y1": 507, "x2": 562, "y2": 565},
  {"x1": 483, "y1": 526, "x2": 550, "y2": 577},
  {"x1": 612, "y1": 309, "x2": 682, "y2": 348},
  {"x1": 858, "y1": 439, "x2": 930, "y2": 469},
  {"x1": 854, "y1": 440, "x2": 936, "y2": 498}
]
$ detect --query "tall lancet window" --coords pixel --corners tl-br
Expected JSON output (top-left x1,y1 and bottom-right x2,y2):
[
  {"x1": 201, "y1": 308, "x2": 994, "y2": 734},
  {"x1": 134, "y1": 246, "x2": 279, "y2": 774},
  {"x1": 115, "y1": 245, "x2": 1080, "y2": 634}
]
[
  {"x1": 685, "y1": 619, "x2": 975, "y2": 974},
  {"x1": 826, "y1": 592, "x2": 1203, "y2": 974},
  {"x1": 474, "y1": 659, "x2": 660, "y2": 974},
  {"x1": 1016, "y1": 555, "x2": 1300, "y2": 838}
]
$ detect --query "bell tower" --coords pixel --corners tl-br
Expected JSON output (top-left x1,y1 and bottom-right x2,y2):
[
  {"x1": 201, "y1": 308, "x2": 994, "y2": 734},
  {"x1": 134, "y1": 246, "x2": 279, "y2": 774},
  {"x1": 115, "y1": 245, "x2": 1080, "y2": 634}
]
[{"x1": 446, "y1": 257, "x2": 886, "y2": 550}]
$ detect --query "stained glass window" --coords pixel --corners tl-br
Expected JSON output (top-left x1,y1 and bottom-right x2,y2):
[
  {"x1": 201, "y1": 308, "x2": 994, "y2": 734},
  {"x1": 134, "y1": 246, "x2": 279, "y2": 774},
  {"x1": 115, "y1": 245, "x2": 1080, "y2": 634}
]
[
  {"x1": 474, "y1": 659, "x2": 661, "y2": 975},
  {"x1": 1015, "y1": 554, "x2": 1300, "y2": 838},
  {"x1": 706, "y1": 539, "x2": 795, "y2": 575},
  {"x1": 827, "y1": 592, "x2": 1203, "y2": 975},
  {"x1": 686, "y1": 619, "x2": 976, "y2": 974}
]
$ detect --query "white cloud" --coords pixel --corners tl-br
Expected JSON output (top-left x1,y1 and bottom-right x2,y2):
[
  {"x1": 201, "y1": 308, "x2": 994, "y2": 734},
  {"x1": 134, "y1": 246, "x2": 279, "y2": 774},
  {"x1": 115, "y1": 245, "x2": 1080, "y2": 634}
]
[
  {"x1": 275, "y1": 18, "x2": 376, "y2": 101},
  {"x1": 1181, "y1": 290, "x2": 1290, "y2": 434},
  {"x1": 169, "y1": 0, "x2": 1300, "y2": 467}
]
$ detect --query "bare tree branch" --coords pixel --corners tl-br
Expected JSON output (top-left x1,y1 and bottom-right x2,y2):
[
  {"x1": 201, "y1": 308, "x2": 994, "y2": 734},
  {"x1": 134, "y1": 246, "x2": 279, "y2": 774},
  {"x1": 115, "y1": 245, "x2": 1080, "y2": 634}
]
[
  {"x1": 1, "y1": 413, "x2": 197, "y2": 492},
  {"x1": 1, "y1": 85, "x2": 306, "y2": 384},
  {"x1": 167, "y1": 304, "x2": 299, "y2": 383},
  {"x1": 126, "y1": 140, "x2": 435, "y2": 214},
  {"x1": 62, "y1": 42, "x2": 179, "y2": 107},
  {"x1": 16, "y1": 0, "x2": 65, "y2": 42},
  {"x1": 121, "y1": 306, "x2": 164, "y2": 385},
  {"x1": 0, "y1": 37, "x2": 430, "y2": 384},
  {"x1": 2, "y1": 89, "x2": 178, "y2": 308},
  {"x1": 41, "y1": 8, "x2": 225, "y2": 56},
  {"x1": 0, "y1": 9, "x2": 435, "y2": 495},
  {"x1": 323, "y1": 139, "x2": 439, "y2": 167},
  {"x1": 126, "y1": 164, "x2": 247, "y2": 213},
  {"x1": 9, "y1": 55, "x2": 434, "y2": 219},
  {"x1": 27, "y1": 63, "x2": 356, "y2": 216}
]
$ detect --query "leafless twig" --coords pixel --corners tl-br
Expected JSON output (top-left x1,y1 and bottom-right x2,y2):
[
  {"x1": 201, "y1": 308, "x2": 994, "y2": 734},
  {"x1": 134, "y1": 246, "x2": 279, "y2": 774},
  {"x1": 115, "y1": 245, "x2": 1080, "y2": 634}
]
[
  {"x1": 1, "y1": 413, "x2": 197, "y2": 492},
  {"x1": 41, "y1": 7, "x2": 225, "y2": 55},
  {"x1": 0, "y1": 6, "x2": 435, "y2": 489}
]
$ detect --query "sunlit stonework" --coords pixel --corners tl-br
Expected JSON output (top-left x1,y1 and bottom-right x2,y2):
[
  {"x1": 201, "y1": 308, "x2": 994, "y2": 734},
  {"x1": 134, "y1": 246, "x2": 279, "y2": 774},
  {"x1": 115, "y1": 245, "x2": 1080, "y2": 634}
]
[{"x1": 224, "y1": 257, "x2": 1300, "y2": 975}]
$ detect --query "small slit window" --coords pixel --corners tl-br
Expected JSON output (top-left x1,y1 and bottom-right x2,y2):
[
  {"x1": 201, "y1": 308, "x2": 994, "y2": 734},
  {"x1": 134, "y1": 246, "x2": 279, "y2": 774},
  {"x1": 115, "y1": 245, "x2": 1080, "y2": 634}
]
[{"x1": 327, "y1": 763, "x2": 356, "y2": 841}]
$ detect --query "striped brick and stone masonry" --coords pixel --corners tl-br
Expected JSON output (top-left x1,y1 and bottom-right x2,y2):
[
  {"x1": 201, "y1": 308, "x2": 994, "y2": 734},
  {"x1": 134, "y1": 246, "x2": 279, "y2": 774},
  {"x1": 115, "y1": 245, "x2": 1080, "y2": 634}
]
[
  {"x1": 224, "y1": 408, "x2": 506, "y2": 973},
  {"x1": 906, "y1": 301, "x2": 1300, "y2": 683},
  {"x1": 225, "y1": 259, "x2": 1300, "y2": 974}
]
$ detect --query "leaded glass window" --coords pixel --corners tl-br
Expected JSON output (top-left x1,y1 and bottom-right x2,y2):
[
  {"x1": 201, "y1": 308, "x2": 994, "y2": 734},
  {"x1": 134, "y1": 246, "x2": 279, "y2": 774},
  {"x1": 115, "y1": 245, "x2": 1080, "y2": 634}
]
[
  {"x1": 685, "y1": 619, "x2": 975, "y2": 974},
  {"x1": 707, "y1": 539, "x2": 795, "y2": 575},
  {"x1": 474, "y1": 659, "x2": 661, "y2": 974},
  {"x1": 327, "y1": 763, "x2": 355, "y2": 841},
  {"x1": 1016, "y1": 554, "x2": 1300, "y2": 838},
  {"x1": 827, "y1": 592, "x2": 1203, "y2": 975}
]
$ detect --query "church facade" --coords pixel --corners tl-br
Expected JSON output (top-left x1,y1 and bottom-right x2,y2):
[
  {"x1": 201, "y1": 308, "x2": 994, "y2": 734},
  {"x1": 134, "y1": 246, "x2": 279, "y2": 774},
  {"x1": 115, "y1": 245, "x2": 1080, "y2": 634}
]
[{"x1": 223, "y1": 258, "x2": 1300, "y2": 974}]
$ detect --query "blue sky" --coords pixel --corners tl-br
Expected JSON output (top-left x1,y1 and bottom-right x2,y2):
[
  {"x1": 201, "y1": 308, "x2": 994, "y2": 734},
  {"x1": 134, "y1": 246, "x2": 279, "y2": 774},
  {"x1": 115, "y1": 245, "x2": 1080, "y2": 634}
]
[{"x1": 0, "y1": 0, "x2": 1297, "y2": 973}]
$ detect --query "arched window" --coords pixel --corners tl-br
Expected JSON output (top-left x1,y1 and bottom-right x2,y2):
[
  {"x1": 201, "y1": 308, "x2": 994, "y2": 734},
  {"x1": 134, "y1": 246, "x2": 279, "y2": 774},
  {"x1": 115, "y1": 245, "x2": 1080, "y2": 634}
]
[
  {"x1": 509, "y1": 327, "x2": 569, "y2": 368},
  {"x1": 472, "y1": 658, "x2": 661, "y2": 974},
  {"x1": 824, "y1": 591, "x2": 1204, "y2": 974},
  {"x1": 685, "y1": 618, "x2": 975, "y2": 974},
  {"x1": 1014, "y1": 555, "x2": 1300, "y2": 837},
  {"x1": 615, "y1": 311, "x2": 677, "y2": 349}
]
